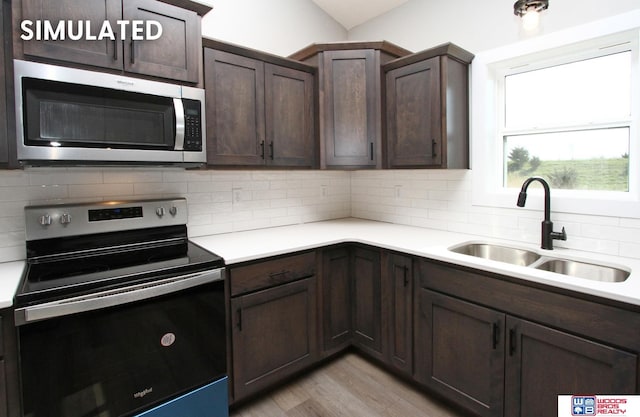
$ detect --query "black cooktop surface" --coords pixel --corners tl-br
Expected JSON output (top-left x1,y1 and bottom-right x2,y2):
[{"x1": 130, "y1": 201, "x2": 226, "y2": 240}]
[{"x1": 16, "y1": 237, "x2": 224, "y2": 307}]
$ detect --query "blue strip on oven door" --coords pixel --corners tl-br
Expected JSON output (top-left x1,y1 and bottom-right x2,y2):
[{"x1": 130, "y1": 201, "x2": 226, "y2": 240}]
[{"x1": 135, "y1": 377, "x2": 229, "y2": 417}]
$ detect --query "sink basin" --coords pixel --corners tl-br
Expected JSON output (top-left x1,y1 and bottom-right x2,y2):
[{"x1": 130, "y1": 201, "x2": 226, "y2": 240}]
[
  {"x1": 534, "y1": 259, "x2": 630, "y2": 282},
  {"x1": 449, "y1": 242, "x2": 541, "y2": 266}
]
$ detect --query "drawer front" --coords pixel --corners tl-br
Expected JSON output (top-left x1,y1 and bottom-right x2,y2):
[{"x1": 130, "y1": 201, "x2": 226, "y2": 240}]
[{"x1": 230, "y1": 251, "x2": 316, "y2": 296}]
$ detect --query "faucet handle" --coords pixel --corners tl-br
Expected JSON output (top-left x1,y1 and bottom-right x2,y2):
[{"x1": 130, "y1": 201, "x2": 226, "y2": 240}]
[{"x1": 551, "y1": 227, "x2": 567, "y2": 241}]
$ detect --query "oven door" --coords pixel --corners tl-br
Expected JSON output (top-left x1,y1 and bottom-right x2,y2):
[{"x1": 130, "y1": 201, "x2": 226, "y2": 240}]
[{"x1": 15, "y1": 269, "x2": 227, "y2": 417}]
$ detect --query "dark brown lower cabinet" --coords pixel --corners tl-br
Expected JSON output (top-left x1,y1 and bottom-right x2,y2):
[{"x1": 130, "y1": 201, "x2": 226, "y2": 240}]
[
  {"x1": 230, "y1": 277, "x2": 317, "y2": 401},
  {"x1": 386, "y1": 253, "x2": 413, "y2": 374},
  {"x1": 416, "y1": 289, "x2": 505, "y2": 417},
  {"x1": 320, "y1": 246, "x2": 353, "y2": 355},
  {"x1": 505, "y1": 317, "x2": 637, "y2": 417},
  {"x1": 416, "y1": 286, "x2": 638, "y2": 417},
  {"x1": 320, "y1": 247, "x2": 414, "y2": 375},
  {"x1": 224, "y1": 247, "x2": 639, "y2": 416},
  {"x1": 351, "y1": 247, "x2": 384, "y2": 360}
]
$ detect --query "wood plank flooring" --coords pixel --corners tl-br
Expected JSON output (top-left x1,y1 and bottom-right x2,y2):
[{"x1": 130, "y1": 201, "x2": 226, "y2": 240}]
[{"x1": 229, "y1": 352, "x2": 468, "y2": 417}]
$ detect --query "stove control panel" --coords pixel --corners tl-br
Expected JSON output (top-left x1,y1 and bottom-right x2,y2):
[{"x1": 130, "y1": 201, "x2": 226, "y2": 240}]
[{"x1": 25, "y1": 198, "x2": 188, "y2": 241}]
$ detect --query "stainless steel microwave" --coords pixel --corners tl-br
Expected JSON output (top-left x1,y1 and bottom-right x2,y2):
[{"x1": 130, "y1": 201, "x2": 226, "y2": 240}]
[{"x1": 13, "y1": 59, "x2": 206, "y2": 166}]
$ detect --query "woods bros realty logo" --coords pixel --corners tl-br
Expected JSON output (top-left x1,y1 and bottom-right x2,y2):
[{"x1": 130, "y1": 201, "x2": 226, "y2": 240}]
[
  {"x1": 20, "y1": 20, "x2": 163, "y2": 41},
  {"x1": 558, "y1": 395, "x2": 640, "y2": 416}
]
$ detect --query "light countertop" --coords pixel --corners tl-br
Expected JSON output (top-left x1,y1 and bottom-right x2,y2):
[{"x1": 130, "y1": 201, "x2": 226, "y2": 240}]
[
  {"x1": 2, "y1": 218, "x2": 640, "y2": 309},
  {"x1": 0, "y1": 261, "x2": 26, "y2": 309},
  {"x1": 192, "y1": 218, "x2": 640, "y2": 307}
]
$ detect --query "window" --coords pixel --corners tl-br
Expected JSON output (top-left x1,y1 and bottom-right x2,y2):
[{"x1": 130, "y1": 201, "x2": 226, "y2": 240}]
[
  {"x1": 501, "y1": 50, "x2": 632, "y2": 192},
  {"x1": 471, "y1": 13, "x2": 640, "y2": 218}
]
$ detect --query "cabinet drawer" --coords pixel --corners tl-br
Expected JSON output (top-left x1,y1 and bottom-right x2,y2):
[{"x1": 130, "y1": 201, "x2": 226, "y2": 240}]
[{"x1": 230, "y1": 251, "x2": 315, "y2": 296}]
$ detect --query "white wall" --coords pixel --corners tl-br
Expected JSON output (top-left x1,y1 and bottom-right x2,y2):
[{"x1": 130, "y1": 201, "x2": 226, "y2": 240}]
[
  {"x1": 200, "y1": 0, "x2": 347, "y2": 56},
  {"x1": 348, "y1": 0, "x2": 640, "y2": 53}
]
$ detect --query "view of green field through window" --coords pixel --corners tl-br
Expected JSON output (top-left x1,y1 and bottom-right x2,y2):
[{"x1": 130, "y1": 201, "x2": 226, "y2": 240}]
[{"x1": 502, "y1": 51, "x2": 631, "y2": 191}]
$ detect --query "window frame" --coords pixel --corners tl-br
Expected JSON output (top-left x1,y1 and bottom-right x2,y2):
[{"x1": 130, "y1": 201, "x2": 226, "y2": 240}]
[{"x1": 471, "y1": 12, "x2": 640, "y2": 218}]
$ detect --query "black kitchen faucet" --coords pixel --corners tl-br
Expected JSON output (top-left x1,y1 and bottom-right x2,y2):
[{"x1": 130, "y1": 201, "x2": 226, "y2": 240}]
[{"x1": 516, "y1": 176, "x2": 567, "y2": 250}]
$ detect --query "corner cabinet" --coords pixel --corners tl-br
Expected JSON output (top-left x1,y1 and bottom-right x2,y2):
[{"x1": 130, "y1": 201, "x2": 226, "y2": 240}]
[
  {"x1": 290, "y1": 42, "x2": 411, "y2": 169},
  {"x1": 416, "y1": 259, "x2": 639, "y2": 417},
  {"x1": 319, "y1": 246, "x2": 352, "y2": 355},
  {"x1": 228, "y1": 251, "x2": 317, "y2": 403},
  {"x1": 204, "y1": 40, "x2": 315, "y2": 168},
  {"x1": 383, "y1": 43, "x2": 473, "y2": 168},
  {"x1": 13, "y1": 0, "x2": 204, "y2": 83},
  {"x1": 319, "y1": 245, "x2": 385, "y2": 358},
  {"x1": 319, "y1": 246, "x2": 413, "y2": 376},
  {"x1": 351, "y1": 246, "x2": 384, "y2": 360}
]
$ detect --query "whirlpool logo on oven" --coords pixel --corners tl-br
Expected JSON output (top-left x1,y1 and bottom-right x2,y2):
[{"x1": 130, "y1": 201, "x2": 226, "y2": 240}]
[{"x1": 134, "y1": 387, "x2": 153, "y2": 399}]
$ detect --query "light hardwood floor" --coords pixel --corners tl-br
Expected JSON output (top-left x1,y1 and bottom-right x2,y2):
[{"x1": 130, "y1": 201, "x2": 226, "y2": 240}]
[{"x1": 229, "y1": 352, "x2": 468, "y2": 417}]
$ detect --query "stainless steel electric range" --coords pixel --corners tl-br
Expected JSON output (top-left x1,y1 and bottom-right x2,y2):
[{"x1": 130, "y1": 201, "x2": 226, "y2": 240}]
[{"x1": 14, "y1": 198, "x2": 228, "y2": 417}]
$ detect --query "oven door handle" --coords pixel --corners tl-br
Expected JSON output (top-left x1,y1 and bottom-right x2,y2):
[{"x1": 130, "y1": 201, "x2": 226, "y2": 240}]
[{"x1": 14, "y1": 268, "x2": 224, "y2": 326}]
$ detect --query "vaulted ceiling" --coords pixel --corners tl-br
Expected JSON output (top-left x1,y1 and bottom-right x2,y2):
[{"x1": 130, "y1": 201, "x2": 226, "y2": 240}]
[{"x1": 310, "y1": 0, "x2": 410, "y2": 30}]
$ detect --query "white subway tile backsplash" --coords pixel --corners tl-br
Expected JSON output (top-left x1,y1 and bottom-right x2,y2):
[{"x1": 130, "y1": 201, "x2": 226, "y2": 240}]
[
  {"x1": 619, "y1": 241, "x2": 640, "y2": 259},
  {"x1": 0, "y1": 170, "x2": 29, "y2": 187},
  {"x1": 0, "y1": 166, "x2": 637, "y2": 264},
  {"x1": 351, "y1": 169, "x2": 638, "y2": 260}
]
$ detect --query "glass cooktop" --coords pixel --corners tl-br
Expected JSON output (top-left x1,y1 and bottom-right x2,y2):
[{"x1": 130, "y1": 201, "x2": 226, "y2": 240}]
[{"x1": 16, "y1": 239, "x2": 223, "y2": 307}]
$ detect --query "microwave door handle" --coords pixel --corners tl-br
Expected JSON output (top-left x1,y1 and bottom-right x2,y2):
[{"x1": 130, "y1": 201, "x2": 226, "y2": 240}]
[{"x1": 174, "y1": 98, "x2": 185, "y2": 150}]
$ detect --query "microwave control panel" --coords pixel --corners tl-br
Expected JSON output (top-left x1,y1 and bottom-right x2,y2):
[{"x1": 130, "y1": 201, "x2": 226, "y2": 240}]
[{"x1": 183, "y1": 99, "x2": 202, "y2": 151}]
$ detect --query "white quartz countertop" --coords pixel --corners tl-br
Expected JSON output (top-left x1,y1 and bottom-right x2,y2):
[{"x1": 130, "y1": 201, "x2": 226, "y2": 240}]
[
  {"x1": 192, "y1": 218, "x2": 640, "y2": 307},
  {"x1": 2, "y1": 218, "x2": 640, "y2": 308},
  {"x1": 0, "y1": 261, "x2": 26, "y2": 309}
]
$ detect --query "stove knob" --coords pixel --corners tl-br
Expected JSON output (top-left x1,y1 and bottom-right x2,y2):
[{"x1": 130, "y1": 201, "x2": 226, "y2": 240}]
[
  {"x1": 169, "y1": 206, "x2": 178, "y2": 216},
  {"x1": 156, "y1": 207, "x2": 166, "y2": 217},
  {"x1": 39, "y1": 214, "x2": 52, "y2": 226},
  {"x1": 60, "y1": 213, "x2": 72, "y2": 225}
]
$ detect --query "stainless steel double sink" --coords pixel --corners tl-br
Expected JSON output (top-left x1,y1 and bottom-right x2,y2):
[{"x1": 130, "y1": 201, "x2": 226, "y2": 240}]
[{"x1": 448, "y1": 242, "x2": 630, "y2": 283}]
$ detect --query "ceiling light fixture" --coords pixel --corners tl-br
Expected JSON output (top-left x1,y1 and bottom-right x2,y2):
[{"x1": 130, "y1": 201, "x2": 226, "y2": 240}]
[{"x1": 514, "y1": 0, "x2": 549, "y2": 30}]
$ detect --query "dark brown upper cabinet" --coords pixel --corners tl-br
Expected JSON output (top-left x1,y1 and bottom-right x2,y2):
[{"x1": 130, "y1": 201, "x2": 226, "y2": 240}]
[
  {"x1": 0, "y1": 0, "x2": 15, "y2": 168},
  {"x1": 290, "y1": 42, "x2": 411, "y2": 169},
  {"x1": 383, "y1": 43, "x2": 474, "y2": 168},
  {"x1": 13, "y1": 0, "x2": 204, "y2": 83},
  {"x1": 204, "y1": 40, "x2": 315, "y2": 168}
]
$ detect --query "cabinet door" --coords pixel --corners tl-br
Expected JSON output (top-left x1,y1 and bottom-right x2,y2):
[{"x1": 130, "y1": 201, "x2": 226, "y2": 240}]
[
  {"x1": 351, "y1": 246, "x2": 384, "y2": 360},
  {"x1": 385, "y1": 56, "x2": 442, "y2": 167},
  {"x1": 0, "y1": 0, "x2": 9, "y2": 166},
  {"x1": 204, "y1": 48, "x2": 266, "y2": 166},
  {"x1": 322, "y1": 49, "x2": 378, "y2": 168},
  {"x1": 20, "y1": 0, "x2": 122, "y2": 70},
  {"x1": 387, "y1": 253, "x2": 412, "y2": 374},
  {"x1": 505, "y1": 316, "x2": 637, "y2": 417},
  {"x1": 321, "y1": 247, "x2": 352, "y2": 355},
  {"x1": 231, "y1": 278, "x2": 317, "y2": 401},
  {"x1": 123, "y1": 0, "x2": 199, "y2": 83},
  {"x1": 415, "y1": 289, "x2": 505, "y2": 417},
  {"x1": 265, "y1": 63, "x2": 315, "y2": 167}
]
